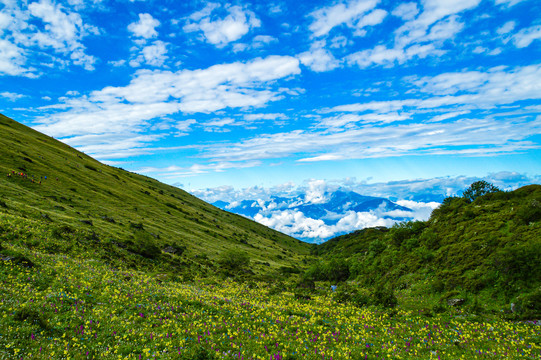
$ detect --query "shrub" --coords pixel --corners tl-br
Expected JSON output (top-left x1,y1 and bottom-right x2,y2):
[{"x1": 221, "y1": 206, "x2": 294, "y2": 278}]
[
  {"x1": 324, "y1": 258, "x2": 350, "y2": 282},
  {"x1": 334, "y1": 283, "x2": 371, "y2": 307},
  {"x1": 389, "y1": 221, "x2": 426, "y2": 247},
  {"x1": 132, "y1": 231, "x2": 161, "y2": 259},
  {"x1": 515, "y1": 199, "x2": 541, "y2": 225},
  {"x1": 218, "y1": 250, "x2": 250, "y2": 273},
  {"x1": 178, "y1": 345, "x2": 216, "y2": 360},
  {"x1": 514, "y1": 288, "x2": 541, "y2": 319},
  {"x1": 13, "y1": 308, "x2": 48, "y2": 329},
  {"x1": 129, "y1": 222, "x2": 144, "y2": 230},
  {"x1": 368, "y1": 239, "x2": 386, "y2": 256},
  {"x1": 372, "y1": 286, "x2": 398, "y2": 308}
]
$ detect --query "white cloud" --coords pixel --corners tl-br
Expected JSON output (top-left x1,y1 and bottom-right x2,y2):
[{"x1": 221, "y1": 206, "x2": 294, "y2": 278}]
[
  {"x1": 139, "y1": 160, "x2": 262, "y2": 177},
  {"x1": 413, "y1": 65, "x2": 541, "y2": 104},
  {"x1": 298, "y1": 41, "x2": 341, "y2": 72},
  {"x1": 308, "y1": 0, "x2": 380, "y2": 37},
  {"x1": 0, "y1": 91, "x2": 25, "y2": 101},
  {"x1": 345, "y1": 0, "x2": 479, "y2": 70},
  {"x1": 0, "y1": 0, "x2": 98, "y2": 75},
  {"x1": 184, "y1": 3, "x2": 260, "y2": 47},
  {"x1": 429, "y1": 110, "x2": 469, "y2": 122},
  {"x1": 233, "y1": 34, "x2": 277, "y2": 52},
  {"x1": 255, "y1": 210, "x2": 333, "y2": 240},
  {"x1": 33, "y1": 55, "x2": 300, "y2": 159},
  {"x1": 128, "y1": 13, "x2": 160, "y2": 39},
  {"x1": 198, "y1": 116, "x2": 541, "y2": 164},
  {"x1": 497, "y1": 20, "x2": 516, "y2": 35},
  {"x1": 394, "y1": 200, "x2": 440, "y2": 220},
  {"x1": 392, "y1": 2, "x2": 419, "y2": 21},
  {"x1": 347, "y1": 43, "x2": 439, "y2": 68},
  {"x1": 243, "y1": 113, "x2": 286, "y2": 121},
  {"x1": 132, "y1": 40, "x2": 168, "y2": 67},
  {"x1": 195, "y1": 64, "x2": 541, "y2": 164},
  {"x1": 0, "y1": 39, "x2": 31, "y2": 76},
  {"x1": 28, "y1": 0, "x2": 97, "y2": 70},
  {"x1": 513, "y1": 25, "x2": 541, "y2": 48},
  {"x1": 495, "y1": 0, "x2": 526, "y2": 7},
  {"x1": 304, "y1": 179, "x2": 329, "y2": 204},
  {"x1": 175, "y1": 119, "x2": 196, "y2": 132},
  {"x1": 355, "y1": 9, "x2": 387, "y2": 35}
]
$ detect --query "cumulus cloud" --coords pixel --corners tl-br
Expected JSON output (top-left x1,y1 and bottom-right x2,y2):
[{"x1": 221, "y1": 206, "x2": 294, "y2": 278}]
[
  {"x1": 308, "y1": 0, "x2": 381, "y2": 37},
  {"x1": 128, "y1": 13, "x2": 160, "y2": 39},
  {"x1": 0, "y1": 0, "x2": 98, "y2": 75},
  {"x1": 33, "y1": 55, "x2": 300, "y2": 160},
  {"x1": 130, "y1": 40, "x2": 168, "y2": 67},
  {"x1": 392, "y1": 2, "x2": 419, "y2": 21},
  {"x1": 512, "y1": 25, "x2": 541, "y2": 48},
  {"x1": 497, "y1": 20, "x2": 516, "y2": 35},
  {"x1": 347, "y1": 0, "x2": 480, "y2": 69},
  {"x1": 0, "y1": 39, "x2": 32, "y2": 77},
  {"x1": 28, "y1": 0, "x2": 97, "y2": 70},
  {"x1": 184, "y1": 3, "x2": 260, "y2": 47},
  {"x1": 298, "y1": 41, "x2": 341, "y2": 72},
  {"x1": 0, "y1": 91, "x2": 26, "y2": 101}
]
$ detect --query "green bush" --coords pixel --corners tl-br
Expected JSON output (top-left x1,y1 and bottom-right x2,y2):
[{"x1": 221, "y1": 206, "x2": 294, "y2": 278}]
[
  {"x1": 132, "y1": 231, "x2": 161, "y2": 259},
  {"x1": 515, "y1": 200, "x2": 541, "y2": 225},
  {"x1": 492, "y1": 241, "x2": 541, "y2": 283},
  {"x1": 389, "y1": 221, "x2": 426, "y2": 247},
  {"x1": 179, "y1": 345, "x2": 216, "y2": 360},
  {"x1": 218, "y1": 250, "x2": 250, "y2": 273},
  {"x1": 334, "y1": 284, "x2": 371, "y2": 307},
  {"x1": 368, "y1": 239, "x2": 386, "y2": 256},
  {"x1": 13, "y1": 307, "x2": 48, "y2": 329},
  {"x1": 372, "y1": 286, "x2": 398, "y2": 308}
]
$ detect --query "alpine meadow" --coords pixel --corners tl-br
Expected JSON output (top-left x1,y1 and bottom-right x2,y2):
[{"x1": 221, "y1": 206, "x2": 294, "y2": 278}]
[
  {"x1": 2, "y1": 0, "x2": 541, "y2": 359},
  {"x1": 0, "y1": 115, "x2": 540, "y2": 359}
]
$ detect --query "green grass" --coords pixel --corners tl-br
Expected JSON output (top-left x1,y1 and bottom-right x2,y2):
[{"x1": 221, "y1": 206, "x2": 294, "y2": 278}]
[{"x1": 0, "y1": 113, "x2": 312, "y2": 276}]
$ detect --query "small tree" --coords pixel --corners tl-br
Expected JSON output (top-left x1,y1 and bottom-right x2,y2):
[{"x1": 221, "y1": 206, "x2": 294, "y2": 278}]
[{"x1": 462, "y1": 181, "x2": 501, "y2": 202}]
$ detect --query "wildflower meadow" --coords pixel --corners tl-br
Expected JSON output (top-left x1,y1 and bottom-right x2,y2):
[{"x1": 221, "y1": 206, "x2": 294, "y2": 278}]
[{"x1": 1, "y1": 247, "x2": 539, "y2": 360}]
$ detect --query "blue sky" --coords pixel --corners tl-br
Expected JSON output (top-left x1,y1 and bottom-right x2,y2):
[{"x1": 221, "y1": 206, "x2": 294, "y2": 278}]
[{"x1": 1, "y1": 0, "x2": 541, "y2": 200}]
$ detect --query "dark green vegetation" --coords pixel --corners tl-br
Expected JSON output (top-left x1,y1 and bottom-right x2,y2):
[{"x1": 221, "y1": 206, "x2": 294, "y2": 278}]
[
  {"x1": 0, "y1": 113, "x2": 311, "y2": 278},
  {"x1": 307, "y1": 181, "x2": 541, "y2": 319}
]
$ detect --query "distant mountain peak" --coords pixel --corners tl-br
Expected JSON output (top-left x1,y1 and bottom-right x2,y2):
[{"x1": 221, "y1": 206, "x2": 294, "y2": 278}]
[{"x1": 212, "y1": 189, "x2": 414, "y2": 241}]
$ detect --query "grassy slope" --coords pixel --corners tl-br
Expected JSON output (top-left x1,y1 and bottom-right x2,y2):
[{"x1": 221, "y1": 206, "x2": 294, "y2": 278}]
[
  {"x1": 310, "y1": 185, "x2": 541, "y2": 316},
  {"x1": 0, "y1": 113, "x2": 311, "y2": 275}
]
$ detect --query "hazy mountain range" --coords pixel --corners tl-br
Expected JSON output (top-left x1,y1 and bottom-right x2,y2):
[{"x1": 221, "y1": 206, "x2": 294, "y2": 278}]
[{"x1": 212, "y1": 190, "x2": 436, "y2": 242}]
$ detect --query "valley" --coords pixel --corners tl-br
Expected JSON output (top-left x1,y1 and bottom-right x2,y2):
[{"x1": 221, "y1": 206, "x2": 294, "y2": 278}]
[{"x1": 1, "y1": 114, "x2": 540, "y2": 359}]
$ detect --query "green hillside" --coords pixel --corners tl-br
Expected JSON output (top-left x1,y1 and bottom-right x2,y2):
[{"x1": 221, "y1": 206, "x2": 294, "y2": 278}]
[
  {"x1": 306, "y1": 184, "x2": 541, "y2": 318},
  {"x1": 0, "y1": 113, "x2": 311, "y2": 277}
]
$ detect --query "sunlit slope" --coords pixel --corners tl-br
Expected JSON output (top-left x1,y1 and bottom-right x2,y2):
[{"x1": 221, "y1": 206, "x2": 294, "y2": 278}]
[{"x1": 0, "y1": 113, "x2": 311, "y2": 273}]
